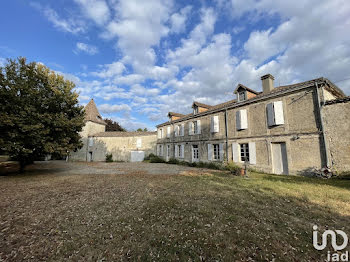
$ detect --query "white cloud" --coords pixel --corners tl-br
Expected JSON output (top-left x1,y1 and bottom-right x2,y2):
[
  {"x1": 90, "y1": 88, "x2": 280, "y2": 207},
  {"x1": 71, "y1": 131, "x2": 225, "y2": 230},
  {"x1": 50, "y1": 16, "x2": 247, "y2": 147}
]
[
  {"x1": 99, "y1": 103, "x2": 131, "y2": 113},
  {"x1": 170, "y1": 6, "x2": 192, "y2": 33},
  {"x1": 74, "y1": 0, "x2": 110, "y2": 25},
  {"x1": 92, "y1": 61, "x2": 125, "y2": 78},
  {"x1": 31, "y1": 3, "x2": 86, "y2": 34},
  {"x1": 75, "y1": 42, "x2": 99, "y2": 55}
]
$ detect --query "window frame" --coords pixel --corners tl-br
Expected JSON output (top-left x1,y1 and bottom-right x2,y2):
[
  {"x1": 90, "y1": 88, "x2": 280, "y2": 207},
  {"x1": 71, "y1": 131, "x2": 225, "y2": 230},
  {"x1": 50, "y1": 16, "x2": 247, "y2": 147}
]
[
  {"x1": 240, "y1": 143, "x2": 250, "y2": 162},
  {"x1": 213, "y1": 144, "x2": 220, "y2": 160},
  {"x1": 238, "y1": 91, "x2": 247, "y2": 102}
]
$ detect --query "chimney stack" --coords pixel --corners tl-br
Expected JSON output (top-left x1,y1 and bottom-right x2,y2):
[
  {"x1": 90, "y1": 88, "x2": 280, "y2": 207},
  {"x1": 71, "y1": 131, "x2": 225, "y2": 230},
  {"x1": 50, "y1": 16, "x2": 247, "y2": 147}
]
[{"x1": 261, "y1": 74, "x2": 274, "y2": 93}]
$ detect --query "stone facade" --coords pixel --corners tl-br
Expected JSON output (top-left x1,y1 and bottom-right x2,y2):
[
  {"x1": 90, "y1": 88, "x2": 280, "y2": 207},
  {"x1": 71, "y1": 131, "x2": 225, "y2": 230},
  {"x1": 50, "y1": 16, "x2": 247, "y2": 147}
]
[
  {"x1": 323, "y1": 98, "x2": 350, "y2": 172},
  {"x1": 156, "y1": 75, "x2": 348, "y2": 175},
  {"x1": 70, "y1": 99, "x2": 157, "y2": 162}
]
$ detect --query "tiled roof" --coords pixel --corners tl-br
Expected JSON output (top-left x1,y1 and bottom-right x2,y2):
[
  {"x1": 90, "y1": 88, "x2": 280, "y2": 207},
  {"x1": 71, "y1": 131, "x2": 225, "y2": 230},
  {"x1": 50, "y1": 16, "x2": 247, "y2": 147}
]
[
  {"x1": 93, "y1": 131, "x2": 157, "y2": 137},
  {"x1": 84, "y1": 99, "x2": 107, "y2": 125},
  {"x1": 192, "y1": 101, "x2": 212, "y2": 109},
  {"x1": 234, "y1": 84, "x2": 261, "y2": 95},
  {"x1": 168, "y1": 112, "x2": 185, "y2": 117},
  {"x1": 156, "y1": 77, "x2": 344, "y2": 127}
]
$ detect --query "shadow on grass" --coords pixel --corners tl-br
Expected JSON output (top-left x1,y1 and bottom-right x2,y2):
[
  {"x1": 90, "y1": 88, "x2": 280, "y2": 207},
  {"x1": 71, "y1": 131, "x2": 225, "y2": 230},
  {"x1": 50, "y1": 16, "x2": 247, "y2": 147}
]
[{"x1": 255, "y1": 171, "x2": 350, "y2": 190}]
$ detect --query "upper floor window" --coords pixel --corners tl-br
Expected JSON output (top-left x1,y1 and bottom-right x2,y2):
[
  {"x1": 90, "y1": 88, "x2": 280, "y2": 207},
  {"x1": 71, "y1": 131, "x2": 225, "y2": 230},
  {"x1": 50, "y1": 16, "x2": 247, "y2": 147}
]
[
  {"x1": 189, "y1": 120, "x2": 201, "y2": 135},
  {"x1": 210, "y1": 116, "x2": 219, "y2": 133},
  {"x1": 157, "y1": 128, "x2": 163, "y2": 139},
  {"x1": 267, "y1": 101, "x2": 285, "y2": 127},
  {"x1": 238, "y1": 91, "x2": 247, "y2": 102},
  {"x1": 193, "y1": 107, "x2": 199, "y2": 114},
  {"x1": 236, "y1": 109, "x2": 248, "y2": 130}
]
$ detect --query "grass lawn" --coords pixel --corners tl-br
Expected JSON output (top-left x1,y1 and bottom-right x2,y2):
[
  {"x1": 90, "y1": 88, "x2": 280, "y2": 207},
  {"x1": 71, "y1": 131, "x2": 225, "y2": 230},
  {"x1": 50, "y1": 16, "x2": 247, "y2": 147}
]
[{"x1": 0, "y1": 162, "x2": 350, "y2": 261}]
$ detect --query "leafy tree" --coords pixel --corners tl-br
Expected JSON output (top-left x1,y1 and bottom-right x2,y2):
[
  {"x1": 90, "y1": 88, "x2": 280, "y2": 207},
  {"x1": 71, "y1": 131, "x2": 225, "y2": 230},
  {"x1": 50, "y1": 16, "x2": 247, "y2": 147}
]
[
  {"x1": 136, "y1": 128, "x2": 143, "y2": 132},
  {"x1": 104, "y1": 118, "x2": 126, "y2": 132},
  {"x1": 0, "y1": 57, "x2": 85, "y2": 171},
  {"x1": 143, "y1": 128, "x2": 148, "y2": 132}
]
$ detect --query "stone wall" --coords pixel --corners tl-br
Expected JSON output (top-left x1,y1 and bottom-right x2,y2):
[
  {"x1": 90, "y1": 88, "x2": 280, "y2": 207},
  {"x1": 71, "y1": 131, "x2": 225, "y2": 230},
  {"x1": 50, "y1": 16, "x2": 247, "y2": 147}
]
[{"x1": 323, "y1": 100, "x2": 350, "y2": 172}]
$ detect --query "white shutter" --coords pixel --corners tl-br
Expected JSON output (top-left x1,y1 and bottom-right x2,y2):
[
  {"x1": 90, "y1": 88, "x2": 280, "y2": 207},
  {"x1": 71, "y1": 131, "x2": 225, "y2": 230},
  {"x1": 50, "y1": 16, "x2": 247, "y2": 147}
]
[
  {"x1": 213, "y1": 116, "x2": 219, "y2": 133},
  {"x1": 167, "y1": 126, "x2": 170, "y2": 137},
  {"x1": 236, "y1": 111, "x2": 241, "y2": 130},
  {"x1": 267, "y1": 103, "x2": 275, "y2": 126},
  {"x1": 197, "y1": 120, "x2": 201, "y2": 134},
  {"x1": 157, "y1": 129, "x2": 161, "y2": 139},
  {"x1": 188, "y1": 122, "x2": 192, "y2": 135},
  {"x1": 181, "y1": 124, "x2": 184, "y2": 136},
  {"x1": 219, "y1": 143, "x2": 224, "y2": 161},
  {"x1": 249, "y1": 142, "x2": 256, "y2": 164},
  {"x1": 241, "y1": 109, "x2": 248, "y2": 129},
  {"x1": 136, "y1": 138, "x2": 142, "y2": 148},
  {"x1": 174, "y1": 125, "x2": 177, "y2": 137},
  {"x1": 181, "y1": 144, "x2": 185, "y2": 158},
  {"x1": 232, "y1": 142, "x2": 239, "y2": 162},
  {"x1": 273, "y1": 101, "x2": 285, "y2": 125},
  {"x1": 156, "y1": 145, "x2": 159, "y2": 156},
  {"x1": 207, "y1": 144, "x2": 212, "y2": 161},
  {"x1": 175, "y1": 145, "x2": 178, "y2": 158}
]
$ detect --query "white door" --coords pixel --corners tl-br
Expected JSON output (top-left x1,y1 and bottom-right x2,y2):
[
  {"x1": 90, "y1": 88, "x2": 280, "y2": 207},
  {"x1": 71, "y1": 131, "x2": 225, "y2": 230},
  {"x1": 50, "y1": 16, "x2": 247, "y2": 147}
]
[
  {"x1": 192, "y1": 145, "x2": 199, "y2": 162},
  {"x1": 271, "y1": 143, "x2": 288, "y2": 174}
]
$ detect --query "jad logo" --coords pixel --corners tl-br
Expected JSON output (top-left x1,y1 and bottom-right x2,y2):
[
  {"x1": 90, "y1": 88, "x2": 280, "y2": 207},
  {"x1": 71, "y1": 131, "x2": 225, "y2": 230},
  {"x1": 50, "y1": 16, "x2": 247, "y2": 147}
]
[{"x1": 313, "y1": 225, "x2": 349, "y2": 261}]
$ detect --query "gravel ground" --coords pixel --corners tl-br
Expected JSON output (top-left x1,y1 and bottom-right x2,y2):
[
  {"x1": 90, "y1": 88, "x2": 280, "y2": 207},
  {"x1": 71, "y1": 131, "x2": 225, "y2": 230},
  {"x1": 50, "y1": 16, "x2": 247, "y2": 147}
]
[{"x1": 17, "y1": 160, "x2": 204, "y2": 176}]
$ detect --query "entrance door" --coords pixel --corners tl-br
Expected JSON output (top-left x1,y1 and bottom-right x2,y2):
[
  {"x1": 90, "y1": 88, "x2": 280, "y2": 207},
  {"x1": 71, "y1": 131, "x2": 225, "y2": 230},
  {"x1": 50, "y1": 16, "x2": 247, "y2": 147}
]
[
  {"x1": 271, "y1": 143, "x2": 288, "y2": 174},
  {"x1": 192, "y1": 145, "x2": 199, "y2": 162},
  {"x1": 88, "y1": 152, "x2": 93, "y2": 162}
]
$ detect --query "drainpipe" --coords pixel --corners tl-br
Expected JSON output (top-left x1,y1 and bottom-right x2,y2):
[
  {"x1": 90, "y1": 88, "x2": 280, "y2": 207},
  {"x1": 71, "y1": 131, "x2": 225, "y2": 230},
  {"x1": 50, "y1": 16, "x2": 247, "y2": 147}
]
[
  {"x1": 315, "y1": 82, "x2": 331, "y2": 168},
  {"x1": 225, "y1": 108, "x2": 229, "y2": 162}
]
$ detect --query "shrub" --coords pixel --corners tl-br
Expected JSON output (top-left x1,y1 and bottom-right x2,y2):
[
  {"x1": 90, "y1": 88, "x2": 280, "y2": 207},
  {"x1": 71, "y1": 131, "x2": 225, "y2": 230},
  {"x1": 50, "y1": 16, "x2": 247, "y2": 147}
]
[
  {"x1": 149, "y1": 154, "x2": 166, "y2": 163},
  {"x1": 105, "y1": 153, "x2": 113, "y2": 162},
  {"x1": 167, "y1": 158, "x2": 180, "y2": 165},
  {"x1": 224, "y1": 161, "x2": 241, "y2": 175}
]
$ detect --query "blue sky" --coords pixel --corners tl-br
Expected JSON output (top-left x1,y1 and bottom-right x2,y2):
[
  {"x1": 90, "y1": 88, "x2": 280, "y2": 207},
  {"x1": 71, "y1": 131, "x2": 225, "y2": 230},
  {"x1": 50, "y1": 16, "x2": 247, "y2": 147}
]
[{"x1": 1, "y1": 0, "x2": 350, "y2": 130}]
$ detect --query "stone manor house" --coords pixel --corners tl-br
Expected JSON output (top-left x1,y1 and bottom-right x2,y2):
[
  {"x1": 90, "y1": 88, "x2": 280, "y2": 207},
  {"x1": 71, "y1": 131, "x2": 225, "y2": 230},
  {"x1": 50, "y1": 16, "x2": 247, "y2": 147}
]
[{"x1": 156, "y1": 74, "x2": 350, "y2": 175}]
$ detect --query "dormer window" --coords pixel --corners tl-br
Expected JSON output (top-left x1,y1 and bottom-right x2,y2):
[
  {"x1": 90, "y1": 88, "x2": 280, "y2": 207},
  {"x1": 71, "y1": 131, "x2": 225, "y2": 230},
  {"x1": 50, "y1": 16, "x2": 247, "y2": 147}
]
[
  {"x1": 238, "y1": 91, "x2": 247, "y2": 102},
  {"x1": 193, "y1": 106, "x2": 199, "y2": 114}
]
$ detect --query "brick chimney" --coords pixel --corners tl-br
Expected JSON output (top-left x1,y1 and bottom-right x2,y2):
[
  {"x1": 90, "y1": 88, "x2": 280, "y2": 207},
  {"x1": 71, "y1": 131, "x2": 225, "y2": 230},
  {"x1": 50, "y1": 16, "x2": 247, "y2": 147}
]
[{"x1": 261, "y1": 74, "x2": 275, "y2": 93}]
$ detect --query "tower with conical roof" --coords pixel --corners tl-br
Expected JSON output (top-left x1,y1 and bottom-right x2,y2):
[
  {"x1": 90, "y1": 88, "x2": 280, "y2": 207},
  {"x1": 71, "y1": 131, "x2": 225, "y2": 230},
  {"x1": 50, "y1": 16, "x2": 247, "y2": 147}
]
[{"x1": 81, "y1": 99, "x2": 106, "y2": 137}]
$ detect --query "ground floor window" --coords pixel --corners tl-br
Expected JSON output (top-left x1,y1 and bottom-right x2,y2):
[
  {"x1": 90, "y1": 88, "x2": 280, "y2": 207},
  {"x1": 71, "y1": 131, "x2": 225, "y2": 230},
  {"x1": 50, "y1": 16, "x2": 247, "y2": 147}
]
[
  {"x1": 177, "y1": 145, "x2": 182, "y2": 157},
  {"x1": 240, "y1": 143, "x2": 249, "y2": 162},
  {"x1": 167, "y1": 145, "x2": 170, "y2": 157},
  {"x1": 213, "y1": 144, "x2": 220, "y2": 160},
  {"x1": 192, "y1": 145, "x2": 199, "y2": 161}
]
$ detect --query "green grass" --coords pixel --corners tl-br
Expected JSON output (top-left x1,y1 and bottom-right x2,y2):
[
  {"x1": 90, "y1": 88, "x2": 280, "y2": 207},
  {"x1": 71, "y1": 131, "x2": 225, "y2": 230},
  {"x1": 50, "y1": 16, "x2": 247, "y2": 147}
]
[{"x1": 0, "y1": 164, "x2": 349, "y2": 261}]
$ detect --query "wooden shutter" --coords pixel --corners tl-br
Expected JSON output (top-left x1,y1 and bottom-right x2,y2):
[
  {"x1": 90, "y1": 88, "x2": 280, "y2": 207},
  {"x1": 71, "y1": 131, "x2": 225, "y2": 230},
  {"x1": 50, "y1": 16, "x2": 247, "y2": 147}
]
[
  {"x1": 181, "y1": 124, "x2": 184, "y2": 136},
  {"x1": 267, "y1": 103, "x2": 275, "y2": 126},
  {"x1": 219, "y1": 143, "x2": 224, "y2": 161},
  {"x1": 167, "y1": 126, "x2": 171, "y2": 137},
  {"x1": 207, "y1": 144, "x2": 212, "y2": 161},
  {"x1": 248, "y1": 142, "x2": 256, "y2": 164},
  {"x1": 213, "y1": 116, "x2": 219, "y2": 133},
  {"x1": 241, "y1": 109, "x2": 248, "y2": 129},
  {"x1": 197, "y1": 120, "x2": 201, "y2": 134},
  {"x1": 232, "y1": 142, "x2": 239, "y2": 162},
  {"x1": 273, "y1": 101, "x2": 284, "y2": 125},
  {"x1": 236, "y1": 111, "x2": 241, "y2": 130},
  {"x1": 136, "y1": 138, "x2": 142, "y2": 148},
  {"x1": 181, "y1": 144, "x2": 185, "y2": 158},
  {"x1": 175, "y1": 145, "x2": 178, "y2": 158},
  {"x1": 88, "y1": 137, "x2": 94, "y2": 147}
]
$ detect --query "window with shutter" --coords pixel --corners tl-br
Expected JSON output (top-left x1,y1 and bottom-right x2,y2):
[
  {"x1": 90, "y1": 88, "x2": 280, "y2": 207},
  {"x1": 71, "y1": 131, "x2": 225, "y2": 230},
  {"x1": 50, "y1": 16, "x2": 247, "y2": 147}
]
[
  {"x1": 88, "y1": 137, "x2": 94, "y2": 147},
  {"x1": 213, "y1": 144, "x2": 220, "y2": 160},
  {"x1": 211, "y1": 116, "x2": 219, "y2": 133},
  {"x1": 273, "y1": 101, "x2": 284, "y2": 125},
  {"x1": 136, "y1": 138, "x2": 142, "y2": 148},
  {"x1": 207, "y1": 144, "x2": 212, "y2": 161},
  {"x1": 236, "y1": 111, "x2": 241, "y2": 130},
  {"x1": 181, "y1": 144, "x2": 184, "y2": 158},
  {"x1": 248, "y1": 142, "x2": 256, "y2": 164},
  {"x1": 181, "y1": 124, "x2": 184, "y2": 136},
  {"x1": 167, "y1": 126, "x2": 171, "y2": 137},
  {"x1": 232, "y1": 142, "x2": 239, "y2": 162},
  {"x1": 267, "y1": 103, "x2": 275, "y2": 126},
  {"x1": 197, "y1": 120, "x2": 201, "y2": 134}
]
